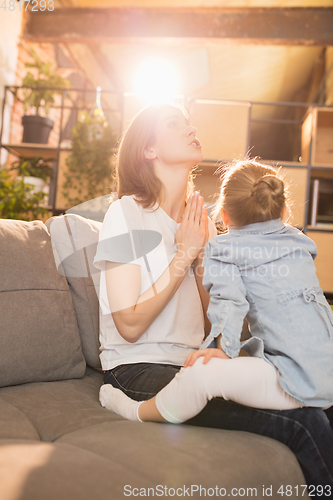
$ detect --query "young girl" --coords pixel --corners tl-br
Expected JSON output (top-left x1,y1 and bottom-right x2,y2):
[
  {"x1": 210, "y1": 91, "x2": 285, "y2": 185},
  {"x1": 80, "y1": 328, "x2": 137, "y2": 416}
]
[{"x1": 100, "y1": 159, "x2": 333, "y2": 425}]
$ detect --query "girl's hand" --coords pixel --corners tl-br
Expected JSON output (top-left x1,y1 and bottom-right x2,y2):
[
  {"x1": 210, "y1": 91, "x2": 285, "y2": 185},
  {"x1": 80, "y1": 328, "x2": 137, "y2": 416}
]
[
  {"x1": 175, "y1": 193, "x2": 209, "y2": 264},
  {"x1": 184, "y1": 348, "x2": 231, "y2": 368}
]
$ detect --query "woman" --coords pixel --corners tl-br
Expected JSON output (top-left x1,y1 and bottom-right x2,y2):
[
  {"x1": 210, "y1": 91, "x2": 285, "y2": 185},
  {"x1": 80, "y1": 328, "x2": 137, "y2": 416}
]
[{"x1": 94, "y1": 103, "x2": 333, "y2": 487}]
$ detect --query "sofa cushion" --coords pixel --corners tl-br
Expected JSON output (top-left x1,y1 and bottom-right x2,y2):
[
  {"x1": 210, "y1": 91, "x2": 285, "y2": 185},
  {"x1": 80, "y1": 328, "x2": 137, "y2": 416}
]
[
  {"x1": 45, "y1": 214, "x2": 102, "y2": 370},
  {"x1": 0, "y1": 219, "x2": 86, "y2": 388},
  {"x1": 0, "y1": 429, "x2": 307, "y2": 500},
  {"x1": 0, "y1": 439, "x2": 148, "y2": 500},
  {"x1": 0, "y1": 367, "x2": 118, "y2": 442},
  {"x1": 57, "y1": 421, "x2": 307, "y2": 493},
  {"x1": 0, "y1": 398, "x2": 40, "y2": 441}
]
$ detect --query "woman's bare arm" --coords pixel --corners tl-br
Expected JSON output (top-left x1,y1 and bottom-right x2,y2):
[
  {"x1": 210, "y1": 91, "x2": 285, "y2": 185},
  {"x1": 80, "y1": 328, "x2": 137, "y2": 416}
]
[
  {"x1": 192, "y1": 204, "x2": 211, "y2": 336},
  {"x1": 192, "y1": 252, "x2": 211, "y2": 337},
  {"x1": 106, "y1": 253, "x2": 192, "y2": 342},
  {"x1": 105, "y1": 194, "x2": 208, "y2": 343}
]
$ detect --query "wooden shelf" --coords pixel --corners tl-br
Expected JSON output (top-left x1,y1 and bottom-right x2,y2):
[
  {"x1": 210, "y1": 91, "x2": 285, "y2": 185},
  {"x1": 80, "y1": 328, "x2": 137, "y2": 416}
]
[
  {"x1": 262, "y1": 160, "x2": 309, "y2": 168},
  {"x1": 200, "y1": 158, "x2": 311, "y2": 169},
  {"x1": 2, "y1": 143, "x2": 71, "y2": 160},
  {"x1": 192, "y1": 101, "x2": 250, "y2": 162},
  {"x1": 307, "y1": 224, "x2": 333, "y2": 232},
  {"x1": 307, "y1": 230, "x2": 333, "y2": 294},
  {"x1": 302, "y1": 108, "x2": 333, "y2": 167}
]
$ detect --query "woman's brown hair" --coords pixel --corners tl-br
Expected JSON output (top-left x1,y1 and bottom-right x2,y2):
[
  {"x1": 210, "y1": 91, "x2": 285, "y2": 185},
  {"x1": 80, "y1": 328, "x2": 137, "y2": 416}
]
[
  {"x1": 116, "y1": 103, "x2": 195, "y2": 209},
  {"x1": 215, "y1": 159, "x2": 289, "y2": 227}
]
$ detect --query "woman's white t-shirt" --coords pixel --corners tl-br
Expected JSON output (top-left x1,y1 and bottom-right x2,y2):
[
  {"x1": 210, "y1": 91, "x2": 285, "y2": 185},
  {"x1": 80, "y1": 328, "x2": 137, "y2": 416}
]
[{"x1": 93, "y1": 195, "x2": 217, "y2": 371}]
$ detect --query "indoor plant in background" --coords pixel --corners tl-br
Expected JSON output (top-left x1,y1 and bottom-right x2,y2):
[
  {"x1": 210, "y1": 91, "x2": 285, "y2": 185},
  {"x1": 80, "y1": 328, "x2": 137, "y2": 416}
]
[
  {"x1": 0, "y1": 166, "x2": 50, "y2": 221},
  {"x1": 62, "y1": 110, "x2": 117, "y2": 208},
  {"x1": 13, "y1": 48, "x2": 71, "y2": 144},
  {"x1": 11, "y1": 156, "x2": 54, "y2": 195}
]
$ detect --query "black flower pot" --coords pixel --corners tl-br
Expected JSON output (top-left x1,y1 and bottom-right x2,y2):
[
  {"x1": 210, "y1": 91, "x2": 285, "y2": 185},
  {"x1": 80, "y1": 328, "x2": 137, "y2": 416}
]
[{"x1": 22, "y1": 115, "x2": 54, "y2": 144}]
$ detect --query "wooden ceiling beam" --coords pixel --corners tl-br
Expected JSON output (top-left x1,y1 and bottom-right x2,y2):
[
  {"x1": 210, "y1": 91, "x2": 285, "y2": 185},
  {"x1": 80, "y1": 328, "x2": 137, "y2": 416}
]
[{"x1": 23, "y1": 7, "x2": 333, "y2": 46}]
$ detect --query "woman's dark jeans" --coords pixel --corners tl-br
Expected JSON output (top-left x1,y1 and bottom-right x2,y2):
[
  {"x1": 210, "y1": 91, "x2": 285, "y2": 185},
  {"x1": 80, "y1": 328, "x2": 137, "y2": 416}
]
[{"x1": 104, "y1": 362, "x2": 333, "y2": 488}]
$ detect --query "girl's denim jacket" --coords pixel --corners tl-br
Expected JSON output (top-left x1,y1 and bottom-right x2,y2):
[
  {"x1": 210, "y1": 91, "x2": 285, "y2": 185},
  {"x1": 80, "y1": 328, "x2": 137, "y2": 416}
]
[{"x1": 201, "y1": 219, "x2": 333, "y2": 407}]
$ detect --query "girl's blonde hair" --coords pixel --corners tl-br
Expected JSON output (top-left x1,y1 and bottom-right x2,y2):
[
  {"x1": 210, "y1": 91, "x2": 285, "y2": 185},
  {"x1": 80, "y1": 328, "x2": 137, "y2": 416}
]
[
  {"x1": 116, "y1": 103, "x2": 195, "y2": 209},
  {"x1": 214, "y1": 159, "x2": 289, "y2": 227}
]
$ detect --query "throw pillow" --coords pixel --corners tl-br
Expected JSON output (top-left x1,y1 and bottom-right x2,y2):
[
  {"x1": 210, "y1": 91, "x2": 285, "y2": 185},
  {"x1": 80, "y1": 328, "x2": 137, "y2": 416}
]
[
  {"x1": 45, "y1": 214, "x2": 102, "y2": 370},
  {"x1": 0, "y1": 219, "x2": 86, "y2": 388}
]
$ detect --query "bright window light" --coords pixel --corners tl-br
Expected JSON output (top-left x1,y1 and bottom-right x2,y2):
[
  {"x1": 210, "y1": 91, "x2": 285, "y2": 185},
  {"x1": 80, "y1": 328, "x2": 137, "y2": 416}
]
[{"x1": 134, "y1": 59, "x2": 180, "y2": 104}]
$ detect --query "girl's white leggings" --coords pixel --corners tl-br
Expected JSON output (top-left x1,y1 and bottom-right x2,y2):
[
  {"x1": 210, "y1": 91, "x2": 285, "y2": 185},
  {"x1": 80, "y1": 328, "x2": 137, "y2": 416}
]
[{"x1": 155, "y1": 356, "x2": 303, "y2": 424}]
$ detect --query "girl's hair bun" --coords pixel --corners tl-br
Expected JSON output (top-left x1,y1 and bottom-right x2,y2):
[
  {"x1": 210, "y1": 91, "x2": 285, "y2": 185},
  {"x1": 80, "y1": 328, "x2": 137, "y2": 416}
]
[
  {"x1": 213, "y1": 159, "x2": 288, "y2": 227},
  {"x1": 251, "y1": 175, "x2": 284, "y2": 201}
]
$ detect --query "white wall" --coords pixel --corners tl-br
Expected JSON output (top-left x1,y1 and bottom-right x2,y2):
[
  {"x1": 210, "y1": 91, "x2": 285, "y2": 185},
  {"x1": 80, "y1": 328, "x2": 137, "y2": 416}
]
[{"x1": 0, "y1": 8, "x2": 22, "y2": 164}]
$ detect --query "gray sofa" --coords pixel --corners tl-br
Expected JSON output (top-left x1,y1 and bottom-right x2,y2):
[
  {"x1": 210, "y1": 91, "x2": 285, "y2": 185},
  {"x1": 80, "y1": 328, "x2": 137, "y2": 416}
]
[{"x1": 0, "y1": 214, "x2": 309, "y2": 500}]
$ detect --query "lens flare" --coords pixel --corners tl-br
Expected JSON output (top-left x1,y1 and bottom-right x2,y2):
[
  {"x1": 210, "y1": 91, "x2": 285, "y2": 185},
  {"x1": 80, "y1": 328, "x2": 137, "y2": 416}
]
[{"x1": 134, "y1": 59, "x2": 180, "y2": 104}]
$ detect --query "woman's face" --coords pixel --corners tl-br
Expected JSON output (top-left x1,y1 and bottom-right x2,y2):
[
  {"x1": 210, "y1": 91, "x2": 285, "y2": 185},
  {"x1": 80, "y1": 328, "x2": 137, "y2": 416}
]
[{"x1": 145, "y1": 107, "x2": 203, "y2": 168}]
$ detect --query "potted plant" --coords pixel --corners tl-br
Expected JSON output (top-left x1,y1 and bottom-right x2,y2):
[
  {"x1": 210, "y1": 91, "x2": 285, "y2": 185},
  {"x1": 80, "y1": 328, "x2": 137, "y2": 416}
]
[
  {"x1": 62, "y1": 111, "x2": 116, "y2": 207},
  {"x1": 0, "y1": 166, "x2": 50, "y2": 221},
  {"x1": 13, "y1": 48, "x2": 71, "y2": 144},
  {"x1": 11, "y1": 156, "x2": 53, "y2": 194}
]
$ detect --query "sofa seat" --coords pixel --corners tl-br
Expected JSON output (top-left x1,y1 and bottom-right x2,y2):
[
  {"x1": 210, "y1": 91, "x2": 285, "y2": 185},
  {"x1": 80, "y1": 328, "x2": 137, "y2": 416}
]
[
  {"x1": 0, "y1": 438, "x2": 147, "y2": 500},
  {"x1": 0, "y1": 367, "x2": 308, "y2": 500},
  {"x1": 58, "y1": 420, "x2": 306, "y2": 489},
  {"x1": 0, "y1": 368, "x2": 119, "y2": 442}
]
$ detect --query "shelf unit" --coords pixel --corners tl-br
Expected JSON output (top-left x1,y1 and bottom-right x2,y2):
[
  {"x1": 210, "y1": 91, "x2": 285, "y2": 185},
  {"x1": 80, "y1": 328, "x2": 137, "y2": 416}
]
[
  {"x1": 0, "y1": 85, "x2": 123, "y2": 215},
  {"x1": 190, "y1": 99, "x2": 333, "y2": 293},
  {"x1": 1, "y1": 87, "x2": 333, "y2": 291},
  {"x1": 191, "y1": 100, "x2": 333, "y2": 223},
  {"x1": 302, "y1": 107, "x2": 333, "y2": 166}
]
